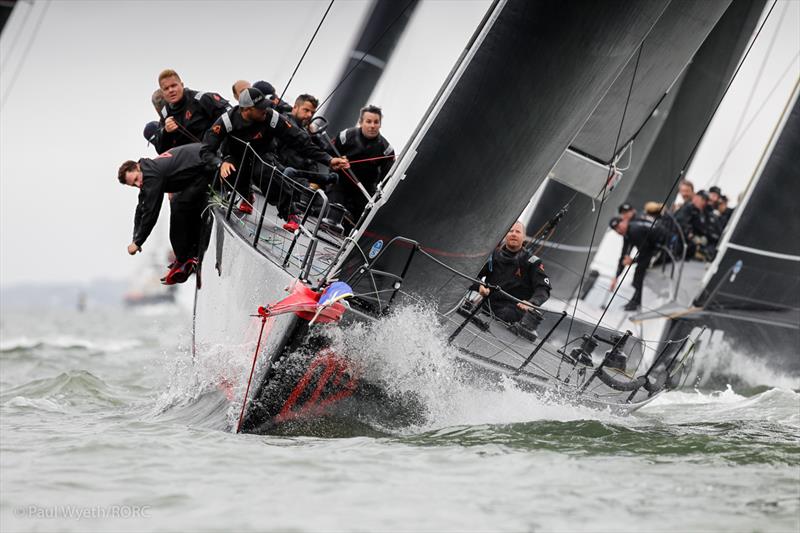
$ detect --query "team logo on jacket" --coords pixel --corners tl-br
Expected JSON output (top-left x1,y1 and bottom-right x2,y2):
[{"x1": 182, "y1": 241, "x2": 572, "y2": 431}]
[
  {"x1": 185, "y1": 110, "x2": 192, "y2": 120},
  {"x1": 212, "y1": 124, "x2": 221, "y2": 135},
  {"x1": 213, "y1": 94, "x2": 220, "y2": 101}
]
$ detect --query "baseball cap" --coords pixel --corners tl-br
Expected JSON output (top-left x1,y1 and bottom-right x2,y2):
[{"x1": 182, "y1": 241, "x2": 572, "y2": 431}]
[
  {"x1": 238, "y1": 87, "x2": 269, "y2": 110},
  {"x1": 609, "y1": 217, "x2": 622, "y2": 230},
  {"x1": 143, "y1": 121, "x2": 160, "y2": 143},
  {"x1": 696, "y1": 190, "x2": 709, "y2": 200},
  {"x1": 708, "y1": 186, "x2": 721, "y2": 195},
  {"x1": 618, "y1": 202, "x2": 634, "y2": 214},
  {"x1": 253, "y1": 80, "x2": 276, "y2": 98}
]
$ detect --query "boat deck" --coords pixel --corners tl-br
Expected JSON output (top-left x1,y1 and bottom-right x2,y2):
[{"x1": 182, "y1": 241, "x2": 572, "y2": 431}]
[{"x1": 214, "y1": 189, "x2": 346, "y2": 282}]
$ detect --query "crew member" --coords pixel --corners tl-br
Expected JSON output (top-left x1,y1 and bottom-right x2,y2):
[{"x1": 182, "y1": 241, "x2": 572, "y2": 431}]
[
  {"x1": 716, "y1": 195, "x2": 733, "y2": 229},
  {"x1": 232, "y1": 80, "x2": 251, "y2": 101},
  {"x1": 252, "y1": 80, "x2": 292, "y2": 114},
  {"x1": 610, "y1": 203, "x2": 638, "y2": 292},
  {"x1": 117, "y1": 143, "x2": 212, "y2": 285},
  {"x1": 475, "y1": 222, "x2": 551, "y2": 323},
  {"x1": 200, "y1": 87, "x2": 349, "y2": 216},
  {"x1": 609, "y1": 216, "x2": 670, "y2": 311},
  {"x1": 672, "y1": 179, "x2": 695, "y2": 211},
  {"x1": 152, "y1": 69, "x2": 230, "y2": 154},
  {"x1": 675, "y1": 190, "x2": 719, "y2": 259},
  {"x1": 329, "y1": 105, "x2": 395, "y2": 228},
  {"x1": 277, "y1": 94, "x2": 339, "y2": 231}
]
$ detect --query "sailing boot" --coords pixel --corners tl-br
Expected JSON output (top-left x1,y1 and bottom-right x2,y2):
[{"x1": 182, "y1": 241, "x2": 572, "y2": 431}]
[
  {"x1": 282, "y1": 214, "x2": 301, "y2": 233},
  {"x1": 623, "y1": 291, "x2": 641, "y2": 311},
  {"x1": 163, "y1": 258, "x2": 197, "y2": 285}
]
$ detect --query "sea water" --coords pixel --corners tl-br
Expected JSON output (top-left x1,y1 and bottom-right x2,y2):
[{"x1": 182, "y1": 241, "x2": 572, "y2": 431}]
[{"x1": 1, "y1": 305, "x2": 798, "y2": 532}]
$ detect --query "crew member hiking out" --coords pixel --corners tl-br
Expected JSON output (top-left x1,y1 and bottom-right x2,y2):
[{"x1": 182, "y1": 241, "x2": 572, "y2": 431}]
[
  {"x1": 329, "y1": 105, "x2": 394, "y2": 229},
  {"x1": 200, "y1": 87, "x2": 349, "y2": 216},
  {"x1": 474, "y1": 222, "x2": 552, "y2": 324},
  {"x1": 117, "y1": 143, "x2": 212, "y2": 285},
  {"x1": 609, "y1": 216, "x2": 670, "y2": 311}
]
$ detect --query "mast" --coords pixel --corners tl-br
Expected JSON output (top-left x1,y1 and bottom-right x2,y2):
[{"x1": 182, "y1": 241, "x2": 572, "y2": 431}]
[{"x1": 321, "y1": 0, "x2": 419, "y2": 134}]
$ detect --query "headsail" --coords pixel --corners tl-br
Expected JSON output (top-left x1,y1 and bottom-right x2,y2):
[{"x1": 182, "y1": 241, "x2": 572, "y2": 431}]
[{"x1": 332, "y1": 0, "x2": 672, "y2": 312}]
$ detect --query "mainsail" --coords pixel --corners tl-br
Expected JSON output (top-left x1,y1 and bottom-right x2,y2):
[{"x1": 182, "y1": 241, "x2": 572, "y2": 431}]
[
  {"x1": 333, "y1": 0, "x2": 675, "y2": 312},
  {"x1": 521, "y1": 0, "x2": 763, "y2": 301}
]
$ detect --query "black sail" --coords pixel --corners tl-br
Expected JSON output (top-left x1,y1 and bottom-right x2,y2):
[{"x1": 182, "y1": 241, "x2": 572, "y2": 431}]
[
  {"x1": 625, "y1": 0, "x2": 767, "y2": 212},
  {"x1": 521, "y1": 0, "x2": 763, "y2": 300},
  {"x1": 335, "y1": 0, "x2": 672, "y2": 313},
  {"x1": 686, "y1": 85, "x2": 800, "y2": 369},
  {"x1": 321, "y1": 0, "x2": 419, "y2": 134}
]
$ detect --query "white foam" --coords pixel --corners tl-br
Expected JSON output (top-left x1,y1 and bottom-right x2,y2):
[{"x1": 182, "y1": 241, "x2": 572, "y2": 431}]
[
  {"x1": 329, "y1": 305, "x2": 621, "y2": 431},
  {"x1": 689, "y1": 337, "x2": 800, "y2": 390},
  {"x1": 0, "y1": 336, "x2": 142, "y2": 353}
]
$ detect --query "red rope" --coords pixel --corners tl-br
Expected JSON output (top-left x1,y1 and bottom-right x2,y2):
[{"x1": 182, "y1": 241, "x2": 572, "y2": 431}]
[
  {"x1": 346, "y1": 154, "x2": 396, "y2": 165},
  {"x1": 236, "y1": 315, "x2": 272, "y2": 433}
]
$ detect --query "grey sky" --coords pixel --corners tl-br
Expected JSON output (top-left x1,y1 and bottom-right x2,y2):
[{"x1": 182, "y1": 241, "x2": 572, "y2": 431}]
[
  {"x1": 0, "y1": 0, "x2": 489, "y2": 286},
  {"x1": 1, "y1": 0, "x2": 797, "y2": 287}
]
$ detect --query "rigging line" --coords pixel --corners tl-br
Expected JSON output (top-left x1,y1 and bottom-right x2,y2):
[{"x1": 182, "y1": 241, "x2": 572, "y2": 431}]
[
  {"x1": 589, "y1": 0, "x2": 780, "y2": 337},
  {"x1": 708, "y1": 51, "x2": 799, "y2": 188},
  {"x1": 318, "y1": 0, "x2": 417, "y2": 110},
  {"x1": 0, "y1": 0, "x2": 49, "y2": 112},
  {"x1": 278, "y1": 0, "x2": 335, "y2": 104},
  {"x1": 710, "y1": 0, "x2": 784, "y2": 187},
  {"x1": 562, "y1": 43, "x2": 645, "y2": 352},
  {"x1": 0, "y1": 0, "x2": 34, "y2": 66}
]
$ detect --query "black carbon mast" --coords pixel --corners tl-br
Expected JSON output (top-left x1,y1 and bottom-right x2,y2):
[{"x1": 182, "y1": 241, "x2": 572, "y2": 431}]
[{"x1": 320, "y1": 0, "x2": 419, "y2": 134}]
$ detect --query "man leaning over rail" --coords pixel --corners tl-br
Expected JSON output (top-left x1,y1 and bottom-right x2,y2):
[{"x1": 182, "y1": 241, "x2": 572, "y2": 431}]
[{"x1": 117, "y1": 143, "x2": 212, "y2": 285}]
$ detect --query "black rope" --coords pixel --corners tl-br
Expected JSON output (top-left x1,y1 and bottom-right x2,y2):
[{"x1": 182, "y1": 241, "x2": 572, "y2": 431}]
[
  {"x1": 589, "y1": 0, "x2": 780, "y2": 336},
  {"x1": 278, "y1": 0, "x2": 335, "y2": 104},
  {"x1": 562, "y1": 43, "x2": 644, "y2": 354},
  {"x1": 318, "y1": 0, "x2": 417, "y2": 110}
]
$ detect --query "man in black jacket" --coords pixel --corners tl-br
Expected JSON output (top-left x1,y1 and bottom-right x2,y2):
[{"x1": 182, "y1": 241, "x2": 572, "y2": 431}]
[
  {"x1": 609, "y1": 216, "x2": 670, "y2": 311},
  {"x1": 118, "y1": 143, "x2": 212, "y2": 284},
  {"x1": 475, "y1": 222, "x2": 552, "y2": 324},
  {"x1": 610, "y1": 203, "x2": 638, "y2": 292},
  {"x1": 674, "y1": 190, "x2": 720, "y2": 260},
  {"x1": 329, "y1": 105, "x2": 395, "y2": 227},
  {"x1": 150, "y1": 69, "x2": 230, "y2": 153},
  {"x1": 201, "y1": 87, "x2": 348, "y2": 217},
  {"x1": 276, "y1": 94, "x2": 339, "y2": 231}
]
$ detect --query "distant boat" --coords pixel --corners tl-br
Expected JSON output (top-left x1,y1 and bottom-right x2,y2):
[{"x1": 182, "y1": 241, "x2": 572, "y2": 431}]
[{"x1": 123, "y1": 251, "x2": 176, "y2": 307}]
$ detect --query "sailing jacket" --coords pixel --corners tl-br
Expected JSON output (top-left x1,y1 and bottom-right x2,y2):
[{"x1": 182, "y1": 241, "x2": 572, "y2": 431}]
[
  {"x1": 132, "y1": 144, "x2": 211, "y2": 248},
  {"x1": 154, "y1": 89, "x2": 230, "y2": 154},
  {"x1": 276, "y1": 114, "x2": 325, "y2": 172},
  {"x1": 474, "y1": 246, "x2": 551, "y2": 323},
  {"x1": 200, "y1": 107, "x2": 333, "y2": 170},
  {"x1": 625, "y1": 218, "x2": 670, "y2": 259},
  {"x1": 331, "y1": 127, "x2": 395, "y2": 194},
  {"x1": 674, "y1": 202, "x2": 720, "y2": 244}
]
